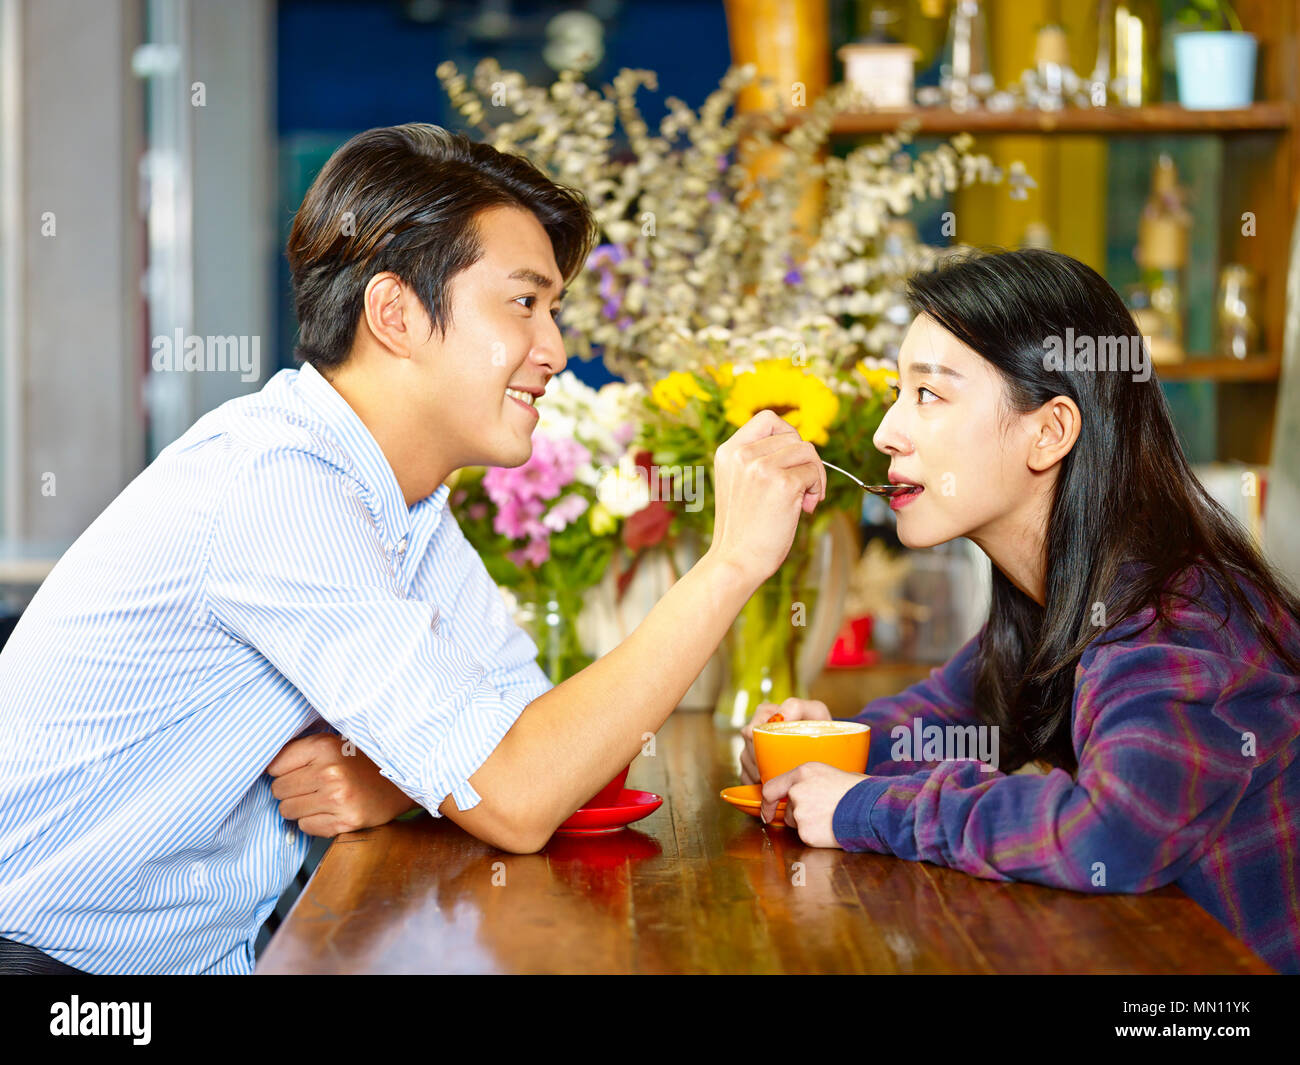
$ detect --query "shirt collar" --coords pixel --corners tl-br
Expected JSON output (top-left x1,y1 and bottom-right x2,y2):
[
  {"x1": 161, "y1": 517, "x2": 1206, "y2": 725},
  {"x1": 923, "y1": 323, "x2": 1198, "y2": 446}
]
[{"x1": 293, "y1": 360, "x2": 450, "y2": 551}]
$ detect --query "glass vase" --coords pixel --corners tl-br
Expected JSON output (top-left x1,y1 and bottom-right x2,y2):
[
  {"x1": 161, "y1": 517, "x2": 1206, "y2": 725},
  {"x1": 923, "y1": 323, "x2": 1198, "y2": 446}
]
[
  {"x1": 712, "y1": 525, "x2": 825, "y2": 729},
  {"x1": 516, "y1": 582, "x2": 594, "y2": 684}
]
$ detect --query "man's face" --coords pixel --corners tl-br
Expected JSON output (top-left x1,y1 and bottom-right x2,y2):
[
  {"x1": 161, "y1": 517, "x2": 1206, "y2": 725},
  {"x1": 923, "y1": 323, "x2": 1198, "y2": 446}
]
[{"x1": 409, "y1": 204, "x2": 568, "y2": 470}]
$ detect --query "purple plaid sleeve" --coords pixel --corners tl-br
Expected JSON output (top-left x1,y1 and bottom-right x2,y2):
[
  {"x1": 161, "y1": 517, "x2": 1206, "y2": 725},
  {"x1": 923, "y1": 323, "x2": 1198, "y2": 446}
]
[{"x1": 831, "y1": 588, "x2": 1300, "y2": 975}]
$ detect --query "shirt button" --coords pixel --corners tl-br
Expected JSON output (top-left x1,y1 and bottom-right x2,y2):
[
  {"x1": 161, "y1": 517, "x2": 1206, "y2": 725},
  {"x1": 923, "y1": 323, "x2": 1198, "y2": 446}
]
[{"x1": 397, "y1": 537, "x2": 407, "y2": 554}]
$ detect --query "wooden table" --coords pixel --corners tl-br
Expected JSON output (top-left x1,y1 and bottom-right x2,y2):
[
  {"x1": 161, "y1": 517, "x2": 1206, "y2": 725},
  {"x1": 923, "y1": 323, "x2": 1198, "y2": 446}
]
[{"x1": 257, "y1": 713, "x2": 1273, "y2": 974}]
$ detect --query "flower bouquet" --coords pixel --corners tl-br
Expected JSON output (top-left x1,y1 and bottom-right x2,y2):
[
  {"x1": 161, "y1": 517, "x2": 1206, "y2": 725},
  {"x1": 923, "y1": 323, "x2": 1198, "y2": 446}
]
[
  {"x1": 452, "y1": 372, "x2": 649, "y2": 682},
  {"x1": 636, "y1": 354, "x2": 898, "y2": 724},
  {"x1": 438, "y1": 59, "x2": 1025, "y2": 719}
]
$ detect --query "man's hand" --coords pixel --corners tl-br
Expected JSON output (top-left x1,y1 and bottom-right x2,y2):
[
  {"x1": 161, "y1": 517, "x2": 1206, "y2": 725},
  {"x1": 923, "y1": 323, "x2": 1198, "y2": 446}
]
[
  {"x1": 266, "y1": 732, "x2": 420, "y2": 837},
  {"x1": 707, "y1": 410, "x2": 826, "y2": 587},
  {"x1": 759, "y1": 762, "x2": 865, "y2": 848}
]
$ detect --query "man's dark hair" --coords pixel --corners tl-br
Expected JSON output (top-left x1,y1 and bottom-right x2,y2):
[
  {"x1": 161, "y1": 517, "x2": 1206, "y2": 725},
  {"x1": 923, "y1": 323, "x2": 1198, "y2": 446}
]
[{"x1": 286, "y1": 123, "x2": 596, "y2": 370}]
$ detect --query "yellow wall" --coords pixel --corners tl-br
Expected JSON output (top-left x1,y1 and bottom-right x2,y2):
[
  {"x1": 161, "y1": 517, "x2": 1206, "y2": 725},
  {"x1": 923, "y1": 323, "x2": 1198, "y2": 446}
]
[{"x1": 948, "y1": 0, "x2": 1107, "y2": 271}]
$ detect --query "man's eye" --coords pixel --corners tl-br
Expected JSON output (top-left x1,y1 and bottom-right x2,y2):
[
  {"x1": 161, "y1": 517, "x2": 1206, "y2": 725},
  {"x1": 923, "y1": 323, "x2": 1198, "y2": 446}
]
[
  {"x1": 550, "y1": 305, "x2": 563, "y2": 322},
  {"x1": 514, "y1": 295, "x2": 537, "y2": 310}
]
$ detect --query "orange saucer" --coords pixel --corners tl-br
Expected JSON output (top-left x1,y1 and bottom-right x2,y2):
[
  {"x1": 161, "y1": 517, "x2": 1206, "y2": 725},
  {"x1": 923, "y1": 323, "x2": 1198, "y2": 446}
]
[{"x1": 719, "y1": 784, "x2": 787, "y2": 828}]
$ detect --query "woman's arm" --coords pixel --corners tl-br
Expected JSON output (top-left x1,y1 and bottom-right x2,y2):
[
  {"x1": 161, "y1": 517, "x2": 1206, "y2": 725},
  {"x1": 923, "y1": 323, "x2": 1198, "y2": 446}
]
[{"x1": 830, "y1": 638, "x2": 1276, "y2": 891}]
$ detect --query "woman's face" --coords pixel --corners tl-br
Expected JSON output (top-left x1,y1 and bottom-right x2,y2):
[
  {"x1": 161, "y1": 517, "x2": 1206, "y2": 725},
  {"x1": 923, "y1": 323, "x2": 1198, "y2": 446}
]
[{"x1": 872, "y1": 313, "x2": 1044, "y2": 551}]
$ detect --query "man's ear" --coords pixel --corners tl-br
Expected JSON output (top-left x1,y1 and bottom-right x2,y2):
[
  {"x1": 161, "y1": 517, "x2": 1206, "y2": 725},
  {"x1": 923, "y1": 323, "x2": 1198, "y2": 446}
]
[{"x1": 361, "y1": 272, "x2": 414, "y2": 359}]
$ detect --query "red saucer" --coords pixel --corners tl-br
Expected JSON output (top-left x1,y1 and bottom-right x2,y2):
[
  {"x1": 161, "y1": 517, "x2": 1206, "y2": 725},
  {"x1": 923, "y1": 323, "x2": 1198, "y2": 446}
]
[{"x1": 555, "y1": 788, "x2": 663, "y2": 835}]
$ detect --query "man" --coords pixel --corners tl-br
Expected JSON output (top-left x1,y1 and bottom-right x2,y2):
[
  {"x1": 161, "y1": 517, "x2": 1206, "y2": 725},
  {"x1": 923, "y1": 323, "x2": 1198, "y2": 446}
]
[{"x1": 0, "y1": 124, "x2": 825, "y2": 973}]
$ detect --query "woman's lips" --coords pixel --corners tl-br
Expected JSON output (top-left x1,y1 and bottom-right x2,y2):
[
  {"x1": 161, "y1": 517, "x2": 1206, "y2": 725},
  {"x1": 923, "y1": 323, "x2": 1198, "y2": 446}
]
[{"x1": 888, "y1": 485, "x2": 923, "y2": 511}]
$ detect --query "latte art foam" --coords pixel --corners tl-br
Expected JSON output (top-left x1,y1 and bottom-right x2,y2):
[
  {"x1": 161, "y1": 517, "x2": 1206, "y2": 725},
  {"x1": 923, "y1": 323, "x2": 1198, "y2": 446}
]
[{"x1": 755, "y1": 720, "x2": 868, "y2": 737}]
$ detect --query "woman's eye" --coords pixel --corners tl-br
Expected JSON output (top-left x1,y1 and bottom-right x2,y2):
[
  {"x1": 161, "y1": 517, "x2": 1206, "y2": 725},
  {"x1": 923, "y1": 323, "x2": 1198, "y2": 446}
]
[
  {"x1": 917, "y1": 385, "x2": 937, "y2": 403},
  {"x1": 888, "y1": 383, "x2": 901, "y2": 403}
]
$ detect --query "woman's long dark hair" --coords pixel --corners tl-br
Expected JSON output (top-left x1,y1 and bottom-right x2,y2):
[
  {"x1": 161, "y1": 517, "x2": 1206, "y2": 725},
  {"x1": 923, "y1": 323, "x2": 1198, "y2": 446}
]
[{"x1": 905, "y1": 247, "x2": 1300, "y2": 774}]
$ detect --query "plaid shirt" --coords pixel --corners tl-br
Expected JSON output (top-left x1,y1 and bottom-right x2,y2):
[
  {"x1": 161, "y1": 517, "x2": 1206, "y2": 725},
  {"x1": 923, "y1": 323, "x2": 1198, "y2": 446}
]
[{"x1": 833, "y1": 565, "x2": 1300, "y2": 974}]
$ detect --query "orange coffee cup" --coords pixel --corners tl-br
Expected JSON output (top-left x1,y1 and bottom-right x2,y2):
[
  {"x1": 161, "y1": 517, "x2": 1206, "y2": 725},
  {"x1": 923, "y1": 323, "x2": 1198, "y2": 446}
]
[{"x1": 753, "y1": 719, "x2": 871, "y2": 783}]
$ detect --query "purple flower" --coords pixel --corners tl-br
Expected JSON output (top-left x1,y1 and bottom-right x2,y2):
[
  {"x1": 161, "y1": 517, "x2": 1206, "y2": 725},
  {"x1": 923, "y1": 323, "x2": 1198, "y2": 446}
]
[
  {"x1": 707, "y1": 189, "x2": 722, "y2": 204},
  {"x1": 784, "y1": 268, "x2": 802, "y2": 285},
  {"x1": 588, "y1": 243, "x2": 628, "y2": 271}
]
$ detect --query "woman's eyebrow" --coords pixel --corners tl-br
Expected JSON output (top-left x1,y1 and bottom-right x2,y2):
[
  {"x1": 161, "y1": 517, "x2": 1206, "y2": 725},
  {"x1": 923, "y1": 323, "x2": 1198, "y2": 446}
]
[{"x1": 902, "y1": 361, "x2": 965, "y2": 380}]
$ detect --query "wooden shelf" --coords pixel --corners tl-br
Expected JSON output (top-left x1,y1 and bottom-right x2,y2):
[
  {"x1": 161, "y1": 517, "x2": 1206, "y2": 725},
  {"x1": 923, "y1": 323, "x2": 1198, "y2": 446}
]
[
  {"x1": 782, "y1": 102, "x2": 1295, "y2": 136},
  {"x1": 1153, "y1": 356, "x2": 1282, "y2": 382}
]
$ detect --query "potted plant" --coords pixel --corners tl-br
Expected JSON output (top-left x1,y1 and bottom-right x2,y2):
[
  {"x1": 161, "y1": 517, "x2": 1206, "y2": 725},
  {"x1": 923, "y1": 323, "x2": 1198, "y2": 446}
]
[{"x1": 1172, "y1": 0, "x2": 1256, "y2": 109}]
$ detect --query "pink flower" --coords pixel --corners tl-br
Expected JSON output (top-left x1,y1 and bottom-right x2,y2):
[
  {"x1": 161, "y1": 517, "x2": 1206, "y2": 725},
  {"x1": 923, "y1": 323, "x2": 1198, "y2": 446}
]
[
  {"x1": 493, "y1": 495, "x2": 547, "y2": 541},
  {"x1": 543, "y1": 493, "x2": 590, "y2": 532},
  {"x1": 484, "y1": 433, "x2": 591, "y2": 506},
  {"x1": 509, "y1": 537, "x2": 551, "y2": 568}
]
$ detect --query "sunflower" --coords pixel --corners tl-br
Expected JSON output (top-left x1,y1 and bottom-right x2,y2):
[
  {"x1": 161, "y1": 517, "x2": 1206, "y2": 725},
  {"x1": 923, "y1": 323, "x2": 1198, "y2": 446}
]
[
  {"x1": 651, "y1": 370, "x2": 708, "y2": 413},
  {"x1": 723, "y1": 359, "x2": 839, "y2": 445},
  {"x1": 855, "y1": 360, "x2": 900, "y2": 402},
  {"x1": 704, "y1": 362, "x2": 734, "y2": 389}
]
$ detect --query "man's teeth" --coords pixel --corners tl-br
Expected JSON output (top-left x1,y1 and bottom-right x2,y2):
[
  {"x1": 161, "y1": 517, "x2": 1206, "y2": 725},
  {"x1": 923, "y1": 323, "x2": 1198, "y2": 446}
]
[{"x1": 506, "y1": 388, "x2": 536, "y2": 407}]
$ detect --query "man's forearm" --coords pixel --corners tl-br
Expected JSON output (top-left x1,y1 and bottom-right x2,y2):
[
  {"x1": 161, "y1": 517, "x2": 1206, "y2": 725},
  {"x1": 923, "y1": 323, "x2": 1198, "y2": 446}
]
[{"x1": 455, "y1": 549, "x2": 758, "y2": 849}]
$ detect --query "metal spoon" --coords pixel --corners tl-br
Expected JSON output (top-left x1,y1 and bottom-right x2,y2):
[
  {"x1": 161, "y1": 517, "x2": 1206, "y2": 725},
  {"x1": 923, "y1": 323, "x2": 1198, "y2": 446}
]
[{"x1": 821, "y1": 460, "x2": 913, "y2": 498}]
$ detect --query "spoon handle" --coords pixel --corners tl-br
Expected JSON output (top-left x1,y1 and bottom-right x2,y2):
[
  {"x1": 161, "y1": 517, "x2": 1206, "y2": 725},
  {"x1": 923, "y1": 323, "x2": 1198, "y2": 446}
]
[{"x1": 821, "y1": 460, "x2": 908, "y2": 497}]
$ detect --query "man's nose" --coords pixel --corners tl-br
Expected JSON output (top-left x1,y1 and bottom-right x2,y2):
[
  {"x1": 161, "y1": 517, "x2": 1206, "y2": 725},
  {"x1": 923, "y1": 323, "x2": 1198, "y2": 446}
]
[{"x1": 532, "y1": 314, "x2": 567, "y2": 375}]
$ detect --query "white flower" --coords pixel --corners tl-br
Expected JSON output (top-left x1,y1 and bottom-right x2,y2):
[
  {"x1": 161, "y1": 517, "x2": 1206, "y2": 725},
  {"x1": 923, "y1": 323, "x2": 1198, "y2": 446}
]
[{"x1": 595, "y1": 453, "x2": 652, "y2": 517}]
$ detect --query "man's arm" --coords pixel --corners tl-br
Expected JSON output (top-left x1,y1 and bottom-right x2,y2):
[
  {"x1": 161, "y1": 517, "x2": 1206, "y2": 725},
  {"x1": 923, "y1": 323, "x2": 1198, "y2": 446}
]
[
  {"x1": 207, "y1": 412, "x2": 825, "y2": 854},
  {"x1": 442, "y1": 411, "x2": 828, "y2": 851},
  {"x1": 441, "y1": 548, "x2": 756, "y2": 848}
]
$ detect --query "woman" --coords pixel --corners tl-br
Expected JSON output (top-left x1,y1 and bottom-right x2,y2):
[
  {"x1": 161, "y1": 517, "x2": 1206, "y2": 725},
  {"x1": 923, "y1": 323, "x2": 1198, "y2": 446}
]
[{"x1": 742, "y1": 247, "x2": 1300, "y2": 975}]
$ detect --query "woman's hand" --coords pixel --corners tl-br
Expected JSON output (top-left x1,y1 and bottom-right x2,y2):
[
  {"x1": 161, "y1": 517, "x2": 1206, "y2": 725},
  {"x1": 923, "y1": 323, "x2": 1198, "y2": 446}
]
[
  {"x1": 266, "y1": 732, "x2": 420, "y2": 837},
  {"x1": 760, "y1": 762, "x2": 866, "y2": 848},
  {"x1": 739, "y1": 697, "x2": 833, "y2": 785}
]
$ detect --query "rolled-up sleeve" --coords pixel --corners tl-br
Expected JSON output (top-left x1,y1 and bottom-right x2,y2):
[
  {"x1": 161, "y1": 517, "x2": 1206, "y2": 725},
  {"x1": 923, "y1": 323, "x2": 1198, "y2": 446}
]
[{"x1": 201, "y1": 446, "x2": 539, "y2": 817}]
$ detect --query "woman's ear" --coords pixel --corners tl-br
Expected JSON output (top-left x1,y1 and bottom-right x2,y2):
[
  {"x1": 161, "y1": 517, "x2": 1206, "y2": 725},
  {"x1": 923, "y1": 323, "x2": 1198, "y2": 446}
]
[{"x1": 1027, "y1": 395, "x2": 1081, "y2": 473}]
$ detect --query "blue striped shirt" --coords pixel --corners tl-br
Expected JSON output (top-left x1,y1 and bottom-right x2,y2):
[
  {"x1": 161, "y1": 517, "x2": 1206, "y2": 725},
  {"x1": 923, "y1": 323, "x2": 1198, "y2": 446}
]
[{"x1": 0, "y1": 361, "x2": 552, "y2": 973}]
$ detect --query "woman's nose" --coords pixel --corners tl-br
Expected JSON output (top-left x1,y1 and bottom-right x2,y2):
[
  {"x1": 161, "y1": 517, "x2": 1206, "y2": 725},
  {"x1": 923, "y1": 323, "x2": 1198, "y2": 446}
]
[{"x1": 872, "y1": 402, "x2": 910, "y2": 456}]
